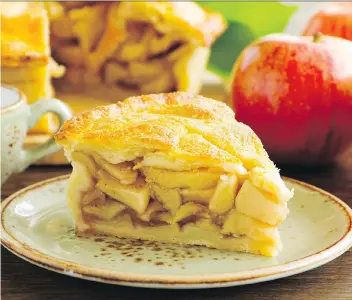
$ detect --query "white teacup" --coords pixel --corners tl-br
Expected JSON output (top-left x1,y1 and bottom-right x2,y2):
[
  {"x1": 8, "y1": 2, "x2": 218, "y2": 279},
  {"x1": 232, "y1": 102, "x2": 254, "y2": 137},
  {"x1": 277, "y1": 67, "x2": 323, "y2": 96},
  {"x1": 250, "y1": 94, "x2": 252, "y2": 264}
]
[{"x1": 1, "y1": 85, "x2": 72, "y2": 185}]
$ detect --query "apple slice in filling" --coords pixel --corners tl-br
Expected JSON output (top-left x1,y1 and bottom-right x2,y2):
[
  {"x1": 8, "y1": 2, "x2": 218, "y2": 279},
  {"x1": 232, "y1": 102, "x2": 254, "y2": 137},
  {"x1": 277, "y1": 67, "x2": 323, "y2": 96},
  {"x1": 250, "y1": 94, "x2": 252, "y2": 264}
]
[
  {"x1": 96, "y1": 175, "x2": 150, "y2": 214},
  {"x1": 141, "y1": 166, "x2": 220, "y2": 189}
]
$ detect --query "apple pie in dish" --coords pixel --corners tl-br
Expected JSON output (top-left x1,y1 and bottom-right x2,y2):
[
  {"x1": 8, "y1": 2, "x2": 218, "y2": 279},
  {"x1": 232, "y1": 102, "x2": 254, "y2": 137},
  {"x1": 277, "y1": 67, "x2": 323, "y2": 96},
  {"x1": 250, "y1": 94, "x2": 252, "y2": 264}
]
[
  {"x1": 55, "y1": 92, "x2": 294, "y2": 256},
  {"x1": 46, "y1": 1, "x2": 226, "y2": 100}
]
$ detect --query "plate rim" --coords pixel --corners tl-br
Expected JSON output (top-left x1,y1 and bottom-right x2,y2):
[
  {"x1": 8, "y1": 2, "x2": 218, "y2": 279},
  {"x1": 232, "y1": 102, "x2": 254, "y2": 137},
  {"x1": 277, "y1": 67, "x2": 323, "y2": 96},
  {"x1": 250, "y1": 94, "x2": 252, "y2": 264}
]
[{"x1": 1, "y1": 175, "x2": 352, "y2": 288}]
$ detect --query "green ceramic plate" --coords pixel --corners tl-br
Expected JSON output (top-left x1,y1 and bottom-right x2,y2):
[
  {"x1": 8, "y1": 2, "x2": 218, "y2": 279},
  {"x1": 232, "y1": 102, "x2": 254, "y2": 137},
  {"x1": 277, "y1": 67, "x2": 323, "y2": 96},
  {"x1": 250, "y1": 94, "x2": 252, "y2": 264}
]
[{"x1": 1, "y1": 175, "x2": 351, "y2": 289}]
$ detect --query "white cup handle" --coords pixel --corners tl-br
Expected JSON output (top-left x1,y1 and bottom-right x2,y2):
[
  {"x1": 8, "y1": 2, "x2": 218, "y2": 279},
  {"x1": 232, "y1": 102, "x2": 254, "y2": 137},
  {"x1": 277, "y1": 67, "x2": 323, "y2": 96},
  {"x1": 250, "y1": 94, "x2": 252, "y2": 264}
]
[{"x1": 19, "y1": 98, "x2": 72, "y2": 171}]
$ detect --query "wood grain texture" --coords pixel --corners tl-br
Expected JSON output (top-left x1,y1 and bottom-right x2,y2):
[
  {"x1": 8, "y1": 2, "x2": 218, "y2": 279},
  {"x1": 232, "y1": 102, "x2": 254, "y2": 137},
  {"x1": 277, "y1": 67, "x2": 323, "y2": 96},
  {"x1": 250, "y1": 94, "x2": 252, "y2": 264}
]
[{"x1": 1, "y1": 158, "x2": 352, "y2": 300}]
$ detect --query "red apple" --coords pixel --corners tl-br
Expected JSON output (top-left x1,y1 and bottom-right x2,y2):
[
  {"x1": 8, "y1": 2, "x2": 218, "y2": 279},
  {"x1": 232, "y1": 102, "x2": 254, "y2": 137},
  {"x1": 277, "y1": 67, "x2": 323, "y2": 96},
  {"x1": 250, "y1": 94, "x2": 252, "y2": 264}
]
[
  {"x1": 302, "y1": 2, "x2": 352, "y2": 41},
  {"x1": 231, "y1": 33, "x2": 352, "y2": 165}
]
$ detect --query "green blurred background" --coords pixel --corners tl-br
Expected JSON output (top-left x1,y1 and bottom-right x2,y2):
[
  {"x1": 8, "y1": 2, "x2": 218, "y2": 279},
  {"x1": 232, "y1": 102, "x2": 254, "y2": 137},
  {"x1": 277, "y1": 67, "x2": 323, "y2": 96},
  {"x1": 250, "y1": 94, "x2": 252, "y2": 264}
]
[{"x1": 198, "y1": 1, "x2": 299, "y2": 79}]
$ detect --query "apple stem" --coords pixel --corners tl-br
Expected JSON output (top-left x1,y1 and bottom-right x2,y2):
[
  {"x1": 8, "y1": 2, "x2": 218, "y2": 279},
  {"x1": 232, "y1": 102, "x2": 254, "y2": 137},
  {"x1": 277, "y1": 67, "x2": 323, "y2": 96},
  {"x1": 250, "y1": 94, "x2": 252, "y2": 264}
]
[{"x1": 313, "y1": 32, "x2": 323, "y2": 43}]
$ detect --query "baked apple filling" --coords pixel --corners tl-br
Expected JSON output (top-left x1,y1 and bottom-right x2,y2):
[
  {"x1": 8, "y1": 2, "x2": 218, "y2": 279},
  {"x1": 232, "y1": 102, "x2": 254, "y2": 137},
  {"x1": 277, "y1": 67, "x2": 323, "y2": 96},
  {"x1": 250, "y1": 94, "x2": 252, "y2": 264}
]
[
  {"x1": 46, "y1": 2, "x2": 226, "y2": 98},
  {"x1": 67, "y1": 150, "x2": 291, "y2": 256}
]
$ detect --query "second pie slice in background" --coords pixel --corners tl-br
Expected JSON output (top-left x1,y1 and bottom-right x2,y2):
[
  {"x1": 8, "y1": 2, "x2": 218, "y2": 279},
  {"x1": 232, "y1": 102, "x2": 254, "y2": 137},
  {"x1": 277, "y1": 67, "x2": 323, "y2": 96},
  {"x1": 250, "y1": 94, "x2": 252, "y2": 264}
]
[{"x1": 47, "y1": 1, "x2": 226, "y2": 100}]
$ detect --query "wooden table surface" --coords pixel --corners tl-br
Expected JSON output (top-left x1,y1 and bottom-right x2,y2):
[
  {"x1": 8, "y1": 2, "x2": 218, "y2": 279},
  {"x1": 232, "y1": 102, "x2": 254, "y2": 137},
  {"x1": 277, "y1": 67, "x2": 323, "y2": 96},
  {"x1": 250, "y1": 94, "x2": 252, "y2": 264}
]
[{"x1": 2, "y1": 155, "x2": 352, "y2": 300}]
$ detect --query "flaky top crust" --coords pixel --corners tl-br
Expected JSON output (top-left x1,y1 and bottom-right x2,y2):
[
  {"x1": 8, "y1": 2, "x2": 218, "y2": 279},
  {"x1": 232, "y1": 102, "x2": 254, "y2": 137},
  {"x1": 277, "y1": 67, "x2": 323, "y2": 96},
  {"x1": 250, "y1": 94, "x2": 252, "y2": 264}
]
[
  {"x1": 55, "y1": 92, "x2": 275, "y2": 171},
  {"x1": 1, "y1": 2, "x2": 50, "y2": 67},
  {"x1": 53, "y1": 1, "x2": 226, "y2": 47},
  {"x1": 115, "y1": 2, "x2": 227, "y2": 47}
]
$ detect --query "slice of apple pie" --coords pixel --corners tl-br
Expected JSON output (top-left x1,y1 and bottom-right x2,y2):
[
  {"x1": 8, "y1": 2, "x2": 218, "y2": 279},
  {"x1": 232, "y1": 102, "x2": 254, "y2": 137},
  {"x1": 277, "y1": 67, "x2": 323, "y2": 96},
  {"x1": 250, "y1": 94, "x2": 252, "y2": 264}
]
[
  {"x1": 46, "y1": 1, "x2": 226, "y2": 100},
  {"x1": 55, "y1": 92, "x2": 294, "y2": 256}
]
